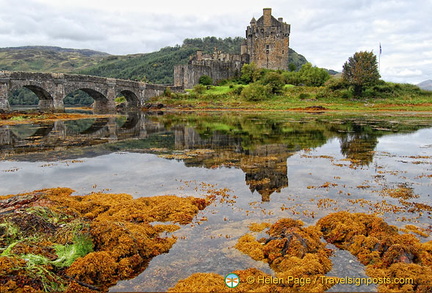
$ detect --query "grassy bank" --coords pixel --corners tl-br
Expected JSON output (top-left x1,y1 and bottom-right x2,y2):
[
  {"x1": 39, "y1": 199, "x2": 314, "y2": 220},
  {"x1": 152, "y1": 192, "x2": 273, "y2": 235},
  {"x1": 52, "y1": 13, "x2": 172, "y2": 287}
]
[{"x1": 155, "y1": 81, "x2": 432, "y2": 112}]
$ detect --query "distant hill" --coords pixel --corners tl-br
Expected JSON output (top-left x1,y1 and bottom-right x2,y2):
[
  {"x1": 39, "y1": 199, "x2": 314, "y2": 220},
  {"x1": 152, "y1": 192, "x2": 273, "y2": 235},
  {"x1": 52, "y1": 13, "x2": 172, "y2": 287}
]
[
  {"x1": 0, "y1": 46, "x2": 109, "y2": 73},
  {"x1": 417, "y1": 80, "x2": 432, "y2": 91},
  {"x1": 79, "y1": 37, "x2": 309, "y2": 84},
  {"x1": 0, "y1": 37, "x2": 309, "y2": 84}
]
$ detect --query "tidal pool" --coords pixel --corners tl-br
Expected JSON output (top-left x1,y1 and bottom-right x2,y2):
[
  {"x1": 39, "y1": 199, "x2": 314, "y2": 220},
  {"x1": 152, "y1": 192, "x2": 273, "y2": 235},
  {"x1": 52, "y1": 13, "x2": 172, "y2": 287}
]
[{"x1": 0, "y1": 111, "x2": 431, "y2": 292}]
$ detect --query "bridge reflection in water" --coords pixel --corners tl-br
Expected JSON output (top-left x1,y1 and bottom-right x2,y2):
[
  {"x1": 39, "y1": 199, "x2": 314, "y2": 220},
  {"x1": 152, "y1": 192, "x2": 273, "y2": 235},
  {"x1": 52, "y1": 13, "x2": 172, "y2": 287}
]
[
  {"x1": 0, "y1": 112, "x2": 159, "y2": 155},
  {"x1": 1, "y1": 112, "x2": 431, "y2": 202}
]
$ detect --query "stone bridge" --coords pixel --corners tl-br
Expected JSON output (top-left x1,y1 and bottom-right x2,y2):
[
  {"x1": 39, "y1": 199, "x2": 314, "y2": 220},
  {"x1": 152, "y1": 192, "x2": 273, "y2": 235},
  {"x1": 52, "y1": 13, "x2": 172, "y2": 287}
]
[{"x1": 0, "y1": 71, "x2": 183, "y2": 113}]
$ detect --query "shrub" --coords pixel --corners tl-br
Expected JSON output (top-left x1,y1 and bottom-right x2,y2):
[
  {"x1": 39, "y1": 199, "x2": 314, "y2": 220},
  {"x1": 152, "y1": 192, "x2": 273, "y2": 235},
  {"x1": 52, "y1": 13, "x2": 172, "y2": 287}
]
[
  {"x1": 340, "y1": 89, "x2": 354, "y2": 99},
  {"x1": 298, "y1": 93, "x2": 310, "y2": 100},
  {"x1": 114, "y1": 96, "x2": 127, "y2": 104},
  {"x1": 240, "y1": 83, "x2": 271, "y2": 101},
  {"x1": 192, "y1": 84, "x2": 207, "y2": 95},
  {"x1": 298, "y1": 63, "x2": 330, "y2": 87},
  {"x1": 283, "y1": 71, "x2": 302, "y2": 85},
  {"x1": 163, "y1": 87, "x2": 173, "y2": 97},
  {"x1": 198, "y1": 75, "x2": 213, "y2": 86},
  {"x1": 231, "y1": 85, "x2": 244, "y2": 96},
  {"x1": 324, "y1": 77, "x2": 347, "y2": 91},
  {"x1": 240, "y1": 63, "x2": 264, "y2": 84},
  {"x1": 283, "y1": 63, "x2": 330, "y2": 87},
  {"x1": 260, "y1": 72, "x2": 286, "y2": 94}
]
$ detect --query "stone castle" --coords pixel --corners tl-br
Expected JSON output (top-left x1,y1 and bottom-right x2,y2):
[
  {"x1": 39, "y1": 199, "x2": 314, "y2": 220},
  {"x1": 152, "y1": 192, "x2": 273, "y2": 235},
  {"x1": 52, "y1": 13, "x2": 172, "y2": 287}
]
[{"x1": 174, "y1": 8, "x2": 291, "y2": 89}]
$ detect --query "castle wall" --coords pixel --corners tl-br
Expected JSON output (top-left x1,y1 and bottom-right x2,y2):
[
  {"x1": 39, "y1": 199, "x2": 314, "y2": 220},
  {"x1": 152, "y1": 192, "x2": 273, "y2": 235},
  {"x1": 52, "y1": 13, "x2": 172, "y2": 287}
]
[
  {"x1": 174, "y1": 59, "x2": 243, "y2": 89},
  {"x1": 247, "y1": 36, "x2": 289, "y2": 70}
]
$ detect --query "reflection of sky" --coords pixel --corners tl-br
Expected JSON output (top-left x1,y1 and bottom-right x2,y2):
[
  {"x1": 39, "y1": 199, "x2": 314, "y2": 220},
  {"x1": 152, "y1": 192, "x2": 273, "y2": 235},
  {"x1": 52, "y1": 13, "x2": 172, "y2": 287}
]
[
  {"x1": 376, "y1": 128, "x2": 432, "y2": 156},
  {"x1": 0, "y1": 153, "x2": 245, "y2": 197}
]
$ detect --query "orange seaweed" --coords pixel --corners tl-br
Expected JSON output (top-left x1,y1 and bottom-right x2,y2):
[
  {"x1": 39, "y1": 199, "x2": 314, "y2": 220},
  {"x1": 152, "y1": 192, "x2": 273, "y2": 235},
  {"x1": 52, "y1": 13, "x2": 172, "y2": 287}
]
[
  {"x1": 168, "y1": 268, "x2": 280, "y2": 292},
  {"x1": 65, "y1": 251, "x2": 118, "y2": 289}
]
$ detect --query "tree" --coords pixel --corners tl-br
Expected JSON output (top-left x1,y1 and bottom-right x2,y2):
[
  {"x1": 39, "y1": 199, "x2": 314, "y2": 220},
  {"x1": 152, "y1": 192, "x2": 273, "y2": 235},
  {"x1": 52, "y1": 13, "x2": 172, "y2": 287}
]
[{"x1": 342, "y1": 51, "x2": 380, "y2": 97}]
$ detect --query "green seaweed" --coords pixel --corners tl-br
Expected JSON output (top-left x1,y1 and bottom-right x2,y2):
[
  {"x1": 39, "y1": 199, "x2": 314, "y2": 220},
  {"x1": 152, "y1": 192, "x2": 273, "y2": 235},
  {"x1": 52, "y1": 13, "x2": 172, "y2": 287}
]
[{"x1": 53, "y1": 235, "x2": 93, "y2": 268}]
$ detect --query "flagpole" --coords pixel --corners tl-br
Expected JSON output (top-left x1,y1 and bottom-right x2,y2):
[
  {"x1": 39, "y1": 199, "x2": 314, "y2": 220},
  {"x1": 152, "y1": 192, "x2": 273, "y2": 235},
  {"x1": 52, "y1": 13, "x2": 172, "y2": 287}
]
[{"x1": 379, "y1": 43, "x2": 382, "y2": 74}]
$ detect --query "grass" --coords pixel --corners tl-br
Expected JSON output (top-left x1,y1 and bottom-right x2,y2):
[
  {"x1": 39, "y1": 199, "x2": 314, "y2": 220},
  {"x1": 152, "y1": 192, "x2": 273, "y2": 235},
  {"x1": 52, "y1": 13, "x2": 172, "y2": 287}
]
[
  {"x1": 156, "y1": 81, "x2": 432, "y2": 112},
  {"x1": 10, "y1": 115, "x2": 26, "y2": 121}
]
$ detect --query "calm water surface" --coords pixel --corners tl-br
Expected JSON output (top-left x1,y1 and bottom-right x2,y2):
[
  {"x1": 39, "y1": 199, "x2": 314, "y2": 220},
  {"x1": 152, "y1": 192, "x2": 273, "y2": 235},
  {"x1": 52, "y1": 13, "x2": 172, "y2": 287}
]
[{"x1": 0, "y1": 111, "x2": 431, "y2": 292}]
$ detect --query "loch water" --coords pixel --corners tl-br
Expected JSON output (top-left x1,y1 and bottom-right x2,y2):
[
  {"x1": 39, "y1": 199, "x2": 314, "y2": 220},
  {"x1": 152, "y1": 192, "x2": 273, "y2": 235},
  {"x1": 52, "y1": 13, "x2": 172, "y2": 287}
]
[{"x1": 1, "y1": 111, "x2": 431, "y2": 292}]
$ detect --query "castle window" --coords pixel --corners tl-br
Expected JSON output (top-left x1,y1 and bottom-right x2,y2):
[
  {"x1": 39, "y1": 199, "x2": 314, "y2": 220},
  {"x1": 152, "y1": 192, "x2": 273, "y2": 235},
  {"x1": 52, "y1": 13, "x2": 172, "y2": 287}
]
[{"x1": 282, "y1": 50, "x2": 285, "y2": 55}]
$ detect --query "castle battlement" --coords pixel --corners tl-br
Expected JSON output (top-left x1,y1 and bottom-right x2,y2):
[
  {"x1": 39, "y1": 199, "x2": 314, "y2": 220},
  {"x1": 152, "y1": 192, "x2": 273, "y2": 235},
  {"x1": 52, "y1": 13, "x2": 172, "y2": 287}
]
[{"x1": 191, "y1": 50, "x2": 243, "y2": 63}]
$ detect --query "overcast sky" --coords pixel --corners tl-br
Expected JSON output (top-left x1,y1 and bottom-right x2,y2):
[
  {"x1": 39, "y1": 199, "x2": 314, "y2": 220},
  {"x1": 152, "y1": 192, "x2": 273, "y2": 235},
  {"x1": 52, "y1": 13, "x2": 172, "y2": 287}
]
[{"x1": 1, "y1": 0, "x2": 431, "y2": 84}]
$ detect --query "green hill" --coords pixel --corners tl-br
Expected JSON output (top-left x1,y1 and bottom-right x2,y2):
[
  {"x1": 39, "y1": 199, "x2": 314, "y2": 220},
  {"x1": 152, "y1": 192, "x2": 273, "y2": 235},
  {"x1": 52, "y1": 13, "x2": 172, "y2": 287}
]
[{"x1": 0, "y1": 46, "x2": 109, "y2": 73}]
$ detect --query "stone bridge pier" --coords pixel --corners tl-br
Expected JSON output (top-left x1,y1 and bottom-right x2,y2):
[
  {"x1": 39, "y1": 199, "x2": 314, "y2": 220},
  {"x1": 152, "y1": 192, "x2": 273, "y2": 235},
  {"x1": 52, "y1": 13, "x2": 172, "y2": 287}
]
[{"x1": 0, "y1": 71, "x2": 183, "y2": 113}]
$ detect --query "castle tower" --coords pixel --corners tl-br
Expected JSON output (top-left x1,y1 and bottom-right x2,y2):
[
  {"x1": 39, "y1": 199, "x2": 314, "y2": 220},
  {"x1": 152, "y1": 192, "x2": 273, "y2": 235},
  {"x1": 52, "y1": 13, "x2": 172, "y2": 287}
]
[{"x1": 245, "y1": 8, "x2": 291, "y2": 70}]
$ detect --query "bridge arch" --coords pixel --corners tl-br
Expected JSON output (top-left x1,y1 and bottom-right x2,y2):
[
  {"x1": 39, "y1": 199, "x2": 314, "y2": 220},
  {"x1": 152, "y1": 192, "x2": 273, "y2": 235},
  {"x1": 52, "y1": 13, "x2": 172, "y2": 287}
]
[
  {"x1": 65, "y1": 86, "x2": 110, "y2": 113},
  {"x1": 119, "y1": 90, "x2": 140, "y2": 108},
  {"x1": 9, "y1": 83, "x2": 55, "y2": 111}
]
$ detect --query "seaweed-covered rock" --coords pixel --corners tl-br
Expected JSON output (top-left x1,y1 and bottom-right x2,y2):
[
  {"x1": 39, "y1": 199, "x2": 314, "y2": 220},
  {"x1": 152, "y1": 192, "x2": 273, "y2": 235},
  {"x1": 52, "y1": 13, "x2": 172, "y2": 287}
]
[
  {"x1": 317, "y1": 212, "x2": 432, "y2": 292},
  {"x1": 235, "y1": 218, "x2": 334, "y2": 292}
]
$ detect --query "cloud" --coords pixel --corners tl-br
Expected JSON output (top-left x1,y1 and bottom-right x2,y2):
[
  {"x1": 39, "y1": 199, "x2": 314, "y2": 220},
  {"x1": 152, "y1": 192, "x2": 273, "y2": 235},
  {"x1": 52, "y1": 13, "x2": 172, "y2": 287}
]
[
  {"x1": 387, "y1": 68, "x2": 423, "y2": 77},
  {"x1": 0, "y1": 0, "x2": 431, "y2": 84}
]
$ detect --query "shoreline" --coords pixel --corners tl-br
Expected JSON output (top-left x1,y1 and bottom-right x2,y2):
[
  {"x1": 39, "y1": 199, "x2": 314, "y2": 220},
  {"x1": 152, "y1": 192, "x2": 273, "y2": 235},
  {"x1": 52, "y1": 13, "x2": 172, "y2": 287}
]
[{"x1": 1, "y1": 104, "x2": 431, "y2": 127}]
